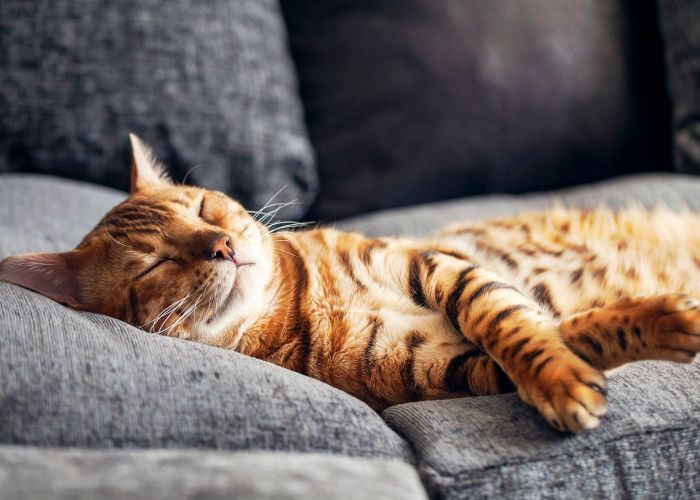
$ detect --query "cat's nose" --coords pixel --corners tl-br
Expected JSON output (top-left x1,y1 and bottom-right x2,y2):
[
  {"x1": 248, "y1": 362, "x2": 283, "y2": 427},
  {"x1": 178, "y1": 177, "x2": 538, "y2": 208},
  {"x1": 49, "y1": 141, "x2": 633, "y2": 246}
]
[{"x1": 209, "y1": 234, "x2": 235, "y2": 261}]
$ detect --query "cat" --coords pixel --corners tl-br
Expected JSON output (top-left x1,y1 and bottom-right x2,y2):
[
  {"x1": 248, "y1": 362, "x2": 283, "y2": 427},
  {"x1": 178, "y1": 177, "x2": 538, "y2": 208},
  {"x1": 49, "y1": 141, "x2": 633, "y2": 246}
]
[{"x1": 1, "y1": 133, "x2": 699, "y2": 434}]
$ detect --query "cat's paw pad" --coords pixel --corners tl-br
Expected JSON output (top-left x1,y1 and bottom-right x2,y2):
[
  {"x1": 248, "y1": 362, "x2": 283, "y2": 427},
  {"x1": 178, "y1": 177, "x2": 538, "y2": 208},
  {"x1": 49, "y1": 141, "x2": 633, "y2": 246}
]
[
  {"x1": 519, "y1": 352, "x2": 608, "y2": 433},
  {"x1": 647, "y1": 294, "x2": 700, "y2": 362}
]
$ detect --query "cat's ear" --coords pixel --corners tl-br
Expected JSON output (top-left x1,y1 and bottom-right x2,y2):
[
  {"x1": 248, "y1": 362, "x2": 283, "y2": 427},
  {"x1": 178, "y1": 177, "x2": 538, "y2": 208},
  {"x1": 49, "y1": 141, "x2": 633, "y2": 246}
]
[
  {"x1": 0, "y1": 251, "x2": 86, "y2": 308},
  {"x1": 129, "y1": 133, "x2": 172, "y2": 192}
]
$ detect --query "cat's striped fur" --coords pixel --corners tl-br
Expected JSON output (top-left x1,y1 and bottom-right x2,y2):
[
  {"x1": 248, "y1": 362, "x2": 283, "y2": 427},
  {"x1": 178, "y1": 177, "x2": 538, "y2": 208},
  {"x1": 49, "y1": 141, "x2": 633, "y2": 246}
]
[{"x1": 2, "y1": 134, "x2": 699, "y2": 433}]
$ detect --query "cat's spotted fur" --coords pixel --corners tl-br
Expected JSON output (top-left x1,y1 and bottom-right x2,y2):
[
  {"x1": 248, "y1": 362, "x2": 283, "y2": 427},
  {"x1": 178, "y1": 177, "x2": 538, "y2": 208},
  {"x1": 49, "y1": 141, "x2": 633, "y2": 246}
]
[{"x1": 2, "y1": 135, "x2": 699, "y2": 433}]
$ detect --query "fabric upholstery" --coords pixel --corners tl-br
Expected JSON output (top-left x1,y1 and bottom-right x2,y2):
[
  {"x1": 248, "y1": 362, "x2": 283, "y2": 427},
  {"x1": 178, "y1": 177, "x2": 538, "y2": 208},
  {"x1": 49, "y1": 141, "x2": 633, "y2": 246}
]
[
  {"x1": 0, "y1": 174, "x2": 126, "y2": 256},
  {"x1": 0, "y1": 282, "x2": 411, "y2": 460},
  {"x1": 657, "y1": 0, "x2": 700, "y2": 174},
  {"x1": 281, "y1": 0, "x2": 671, "y2": 220},
  {"x1": 0, "y1": 447, "x2": 427, "y2": 500},
  {"x1": 0, "y1": 0, "x2": 317, "y2": 219},
  {"x1": 382, "y1": 361, "x2": 700, "y2": 499}
]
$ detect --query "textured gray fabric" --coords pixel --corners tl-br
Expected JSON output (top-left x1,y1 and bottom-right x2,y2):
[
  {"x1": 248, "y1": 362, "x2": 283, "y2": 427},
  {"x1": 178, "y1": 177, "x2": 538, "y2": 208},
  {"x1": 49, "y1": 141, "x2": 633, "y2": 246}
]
[
  {"x1": 335, "y1": 173, "x2": 700, "y2": 237},
  {"x1": 0, "y1": 447, "x2": 427, "y2": 500},
  {"x1": 0, "y1": 0, "x2": 317, "y2": 219},
  {"x1": 657, "y1": 0, "x2": 700, "y2": 173},
  {"x1": 0, "y1": 174, "x2": 126, "y2": 256},
  {"x1": 383, "y1": 361, "x2": 700, "y2": 499},
  {"x1": 0, "y1": 282, "x2": 411, "y2": 460}
]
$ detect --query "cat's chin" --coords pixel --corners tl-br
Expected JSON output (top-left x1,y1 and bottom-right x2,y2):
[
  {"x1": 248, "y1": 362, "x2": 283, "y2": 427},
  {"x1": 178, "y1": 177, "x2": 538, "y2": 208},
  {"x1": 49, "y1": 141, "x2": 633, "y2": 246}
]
[
  {"x1": 203, "y1": 262, "x2": 256, "y2": 325},
  {"x1": 206, "y1": 272, "x2": 240, "y2": 324}
]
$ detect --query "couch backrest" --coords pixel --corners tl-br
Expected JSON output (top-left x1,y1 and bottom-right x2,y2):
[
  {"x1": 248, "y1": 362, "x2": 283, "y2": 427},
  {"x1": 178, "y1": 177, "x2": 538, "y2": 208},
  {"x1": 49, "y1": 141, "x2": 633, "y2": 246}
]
[{"x1": 282, "y1": 0, "x2": 673, "y2": 220}]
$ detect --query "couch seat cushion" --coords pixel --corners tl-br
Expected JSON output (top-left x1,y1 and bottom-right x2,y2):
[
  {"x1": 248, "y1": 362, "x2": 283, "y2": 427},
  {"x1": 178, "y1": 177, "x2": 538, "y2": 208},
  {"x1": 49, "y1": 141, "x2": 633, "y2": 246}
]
[
  {"x1": 383, "y1": 362, "x2": 700, "y2": 499},
  {"x1": 0, "y1": 174, "x2": 411, "y2": 460},
  {"x1": 0, "y1": 447, "x2": 427, "y2": 500}
]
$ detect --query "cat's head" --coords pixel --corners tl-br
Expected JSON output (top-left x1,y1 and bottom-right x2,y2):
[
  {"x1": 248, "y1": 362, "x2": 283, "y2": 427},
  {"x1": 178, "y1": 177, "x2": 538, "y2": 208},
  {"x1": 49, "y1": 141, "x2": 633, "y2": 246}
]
[{"x1": 0, "y1": 134, "x2": 277, "y2": 343}]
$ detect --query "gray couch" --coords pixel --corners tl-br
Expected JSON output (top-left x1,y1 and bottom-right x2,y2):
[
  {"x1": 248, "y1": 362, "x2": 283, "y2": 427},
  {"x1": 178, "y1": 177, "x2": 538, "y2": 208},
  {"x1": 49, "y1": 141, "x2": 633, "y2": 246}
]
[
  {"x1": 1, "y1": 173, "x2": 699, "y2": 499},
  {"x1": 3, "y1": 0, "x2": 700, "y2": 497}
]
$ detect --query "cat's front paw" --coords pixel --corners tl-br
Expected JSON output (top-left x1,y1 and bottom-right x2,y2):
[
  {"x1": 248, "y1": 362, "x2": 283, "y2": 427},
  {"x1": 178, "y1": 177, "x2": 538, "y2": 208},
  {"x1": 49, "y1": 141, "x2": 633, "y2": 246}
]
[{"x1": 518, "y1": 351, "x2": 608, "y2": 433}]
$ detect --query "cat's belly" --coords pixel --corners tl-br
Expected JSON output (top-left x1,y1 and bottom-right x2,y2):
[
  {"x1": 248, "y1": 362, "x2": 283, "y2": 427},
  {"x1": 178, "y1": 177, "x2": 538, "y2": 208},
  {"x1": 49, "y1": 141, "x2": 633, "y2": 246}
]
[
  {"x1": 309, "y1": 291, "x2": 479, "y2": 409},
  {"x1": 433, "y1": 208, "x2": 700, "y2": 317}
]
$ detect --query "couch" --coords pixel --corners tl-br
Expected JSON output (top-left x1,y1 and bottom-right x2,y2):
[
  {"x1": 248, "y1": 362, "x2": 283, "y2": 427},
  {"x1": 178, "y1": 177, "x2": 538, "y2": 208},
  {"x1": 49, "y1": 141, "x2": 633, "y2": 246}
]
[{"x1": 1, "y1": 1, "x2": 700, "y2": 499}]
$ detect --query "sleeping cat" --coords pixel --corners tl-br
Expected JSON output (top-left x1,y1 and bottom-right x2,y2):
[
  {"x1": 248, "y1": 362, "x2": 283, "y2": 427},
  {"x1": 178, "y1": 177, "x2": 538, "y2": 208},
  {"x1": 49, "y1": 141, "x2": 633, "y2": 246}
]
[{"x1": 1, "y1": 134, "x2": 699, "y2": 433}]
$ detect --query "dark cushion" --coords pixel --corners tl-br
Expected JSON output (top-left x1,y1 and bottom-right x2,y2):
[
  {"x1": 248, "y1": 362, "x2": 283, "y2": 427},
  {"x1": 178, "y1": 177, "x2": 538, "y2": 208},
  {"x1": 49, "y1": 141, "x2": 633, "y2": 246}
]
[
  {"x1": 0, "y1": 175, "x2": 410, "y2": 461},
  {"x1": 0, "y1": 447, "x2": 427, "y2": 500},
  {"x1": 281, "y1": 0, "x2": 671, "y2": 220},
  {"x1": 657, "y1": 0, "x2": 700, "y2": 173},
  {"x1": 0, "y1": 0, "x2": 317, "y2": 219}
]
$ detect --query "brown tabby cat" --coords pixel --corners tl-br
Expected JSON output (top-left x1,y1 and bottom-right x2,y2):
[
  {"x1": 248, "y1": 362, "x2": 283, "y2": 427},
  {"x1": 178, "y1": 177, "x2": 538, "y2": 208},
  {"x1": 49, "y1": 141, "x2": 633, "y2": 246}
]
[{"x1": 2, "y1": 134, "x2": 699, "y2": 433}]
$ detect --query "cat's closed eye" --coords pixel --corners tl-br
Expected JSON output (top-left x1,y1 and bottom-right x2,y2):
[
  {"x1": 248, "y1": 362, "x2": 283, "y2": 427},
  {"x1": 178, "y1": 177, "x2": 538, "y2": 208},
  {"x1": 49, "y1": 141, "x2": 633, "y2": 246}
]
[
  {"x1": 134, "y1": 257, "x2": 175, "y2": 280},
  {"x1": 197, "y1": 195, "x2": 206, "y2": 220},
  {"x1": 198, "y1": 193, "x2": 227, "y2": 227}
]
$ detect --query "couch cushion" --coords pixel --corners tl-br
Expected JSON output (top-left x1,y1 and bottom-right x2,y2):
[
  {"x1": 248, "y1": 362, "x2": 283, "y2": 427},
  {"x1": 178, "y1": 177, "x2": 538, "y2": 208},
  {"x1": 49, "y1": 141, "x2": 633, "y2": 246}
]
[
  {"x1": 382, "y1": 361, "x2": 700, "y2": 499},
  {"x1": 0, "y1": 174, "x2": 411, "y2": 460},
  {"x1": 0, "y1": 174, "x2": 126, "y2": 256},
  {"x1": 0, "y1": 447, "x2": 427, "y2": 500},
  {"x1": 281, "y1": 0, "x2": 671, "y2": 220},
  {"x1": 0, "y1": 0, "x2": 316, "y2": 219},
  {"x1": 0, "y1": 282, "x2": 411, "y2": 460}
]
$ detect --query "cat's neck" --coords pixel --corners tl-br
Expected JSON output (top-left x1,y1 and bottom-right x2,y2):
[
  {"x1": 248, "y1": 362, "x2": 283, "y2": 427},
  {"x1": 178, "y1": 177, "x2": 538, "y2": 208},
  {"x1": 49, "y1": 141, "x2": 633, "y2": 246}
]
[{"x1": 231, "y1": 232, "x2": 312, "y2": 371}]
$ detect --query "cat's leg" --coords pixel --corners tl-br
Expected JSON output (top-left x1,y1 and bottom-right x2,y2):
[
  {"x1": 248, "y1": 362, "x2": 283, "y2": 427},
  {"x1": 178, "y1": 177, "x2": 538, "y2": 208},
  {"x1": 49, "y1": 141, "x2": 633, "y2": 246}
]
[
  {"x1": 407, "y1": 249, "x2": 608, "y2": 433},
  {"x1": 558, "y1": 294, "x2": 700, "y2": 370}
]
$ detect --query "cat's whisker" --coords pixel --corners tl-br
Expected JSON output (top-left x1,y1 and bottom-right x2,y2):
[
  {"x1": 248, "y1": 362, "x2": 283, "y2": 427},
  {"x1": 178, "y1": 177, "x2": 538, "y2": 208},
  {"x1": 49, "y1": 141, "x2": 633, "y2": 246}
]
[
  {"x1": 167, "y1": 278, "x2": 214, "y2": 333},
  {"x1": 248, "y1": 201, "x2": 300, "y2": 216},
  {"x1": 260, "y1": 223, "x2": 311, "y2": 243},
  {"x1": 180, "y1": 164, "x2": 205, "y2": 186},
  {"x1": 102, "y1": 223, "x2": 133, "y2": 249},
  {"x1": 267, "y1": 221, "x2": 313, "y2": 234},
  {"x1": 176, "y1": 284, "x2": 213, "y2": 333},
  {"x1": 142, "y1": 295, "x2": 187, "y2": 331},
  {"x1": 258, "y1": 200, "x2": 299, "y2": 227},
  {"x1": 143, "y1": 294, "x2": 189, "y2": 326},
  {"x1": 266, "y1": 220, "x2": 310, "y2": 229},
  {"x1": 239, "y1": 220, "x2": 255, "y2": 237},
  {"x1": 167, "y1": 298, "x2": 201, "y2": 334},
  {"x1": 253, "y1": 186, "x2": 289, "y2": 222},
  {"x1": 192, "y1": 279, "x2": 215, "y2": 323},
  {"x1": 242, "y1": 197, "x2": 299, "y2": 238},
  {"x1": 270, "y1": 247, "x2": 298, "y2": 259},
  {"x1": 149, "y1": 293, "x2": 192, "y2": 334}
]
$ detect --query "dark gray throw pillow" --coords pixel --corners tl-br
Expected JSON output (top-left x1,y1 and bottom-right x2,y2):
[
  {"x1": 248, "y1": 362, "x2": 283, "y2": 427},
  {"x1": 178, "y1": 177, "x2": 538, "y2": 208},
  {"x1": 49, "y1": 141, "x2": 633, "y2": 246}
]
[
  {"x1": 657, "y1": 0, "x2": 700, "y2": 173},
  {"x1": 281, "y1": 0, "x2": 671, "y2": 221},
  {"x1": 0, "y1": 0, "x2": 317, "y2": 219}
]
